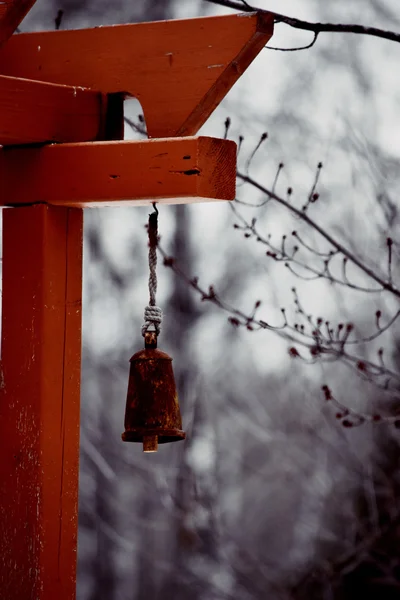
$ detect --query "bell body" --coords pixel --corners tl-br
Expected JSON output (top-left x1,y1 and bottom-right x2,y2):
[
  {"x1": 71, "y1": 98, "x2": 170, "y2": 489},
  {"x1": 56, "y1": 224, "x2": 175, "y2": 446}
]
[{"x1": 122, "y1": 340, "x2": 185, "y2": 448}]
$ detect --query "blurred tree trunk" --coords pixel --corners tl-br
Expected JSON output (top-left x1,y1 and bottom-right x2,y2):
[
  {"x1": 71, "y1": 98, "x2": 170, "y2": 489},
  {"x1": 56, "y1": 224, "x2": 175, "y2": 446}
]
[
  {"x1": 89, "y1": 366, "x2": 118, "y2": 600},
  {"x1": 161, "y1": 206, "x2": 223, "y2": 600},
  {"x1": 162, "y1": 205, "x2": 200, "y2": 600},
  {"x1": 164, "y1": 205, "x2": 201, "y2": 392},
  {"x1": 136, "y1": 493, "x2": 157, "y2": 600}
]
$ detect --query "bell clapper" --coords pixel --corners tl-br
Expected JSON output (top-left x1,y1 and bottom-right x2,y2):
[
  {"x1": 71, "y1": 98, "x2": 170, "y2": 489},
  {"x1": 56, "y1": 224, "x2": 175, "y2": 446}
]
[{"x1": 143, "y1": 435, "x2": 159, "y2": 453}]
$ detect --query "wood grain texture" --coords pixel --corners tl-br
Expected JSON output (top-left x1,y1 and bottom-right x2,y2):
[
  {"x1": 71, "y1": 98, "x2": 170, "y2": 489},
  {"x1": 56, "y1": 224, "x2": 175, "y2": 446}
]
[
  {"x1": 0, "y1": 74, "x2": 121, "y2": 145},
  {"x1": 0, "y1": 0, "x2": 37, "y2": 46},
  {"x1": 0, "y1": 136, "x2": 237, "y2": 206},
  {"x1": 0, "y1": 204, "x2": 82, "y2": 599},
  {"x1": 0, "y1": 12, "x2": 274, "y2": 137}
]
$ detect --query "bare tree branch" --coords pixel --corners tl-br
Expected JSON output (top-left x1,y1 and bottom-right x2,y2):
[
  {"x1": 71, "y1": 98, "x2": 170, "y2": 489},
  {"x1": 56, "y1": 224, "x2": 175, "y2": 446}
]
[
  {"x1": 266, "y1": 31, "x2": 319, "y2": 52},
  {"x1": 158, "y1": 244, "x2": 400, "y2": 399},
  {"x1": 237, "y1": 172, "x2": 400, "y2": 300},
  {"x1": 205, "y1": 0, "x2": 400, "y2": 46},
  {"x1": 231, "y1": 201, "x2": 390, "y2": 294}
]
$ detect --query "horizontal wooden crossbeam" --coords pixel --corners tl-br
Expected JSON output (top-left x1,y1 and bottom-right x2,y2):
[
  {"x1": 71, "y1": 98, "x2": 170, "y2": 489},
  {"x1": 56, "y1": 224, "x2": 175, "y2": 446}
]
[
  {"x1": 0, "y1": 136, "x2": 236, "y2": 207},
  {"x1": 0, "y1": 12, "x2": 274, "y2": 137},
  {"x1": 0, "y1": 74, "x2": 123, "y2": 145}
]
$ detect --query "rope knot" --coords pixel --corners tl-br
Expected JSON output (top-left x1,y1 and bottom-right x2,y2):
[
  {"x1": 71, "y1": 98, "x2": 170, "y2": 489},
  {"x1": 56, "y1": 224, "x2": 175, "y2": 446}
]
[{"x1": 141, "y1": 305, "x2": 162, "y2": 337}]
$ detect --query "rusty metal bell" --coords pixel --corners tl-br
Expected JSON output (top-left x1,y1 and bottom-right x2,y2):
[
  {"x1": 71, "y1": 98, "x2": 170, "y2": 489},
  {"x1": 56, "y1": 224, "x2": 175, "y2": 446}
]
[{"x1": 122, "y1": 331, "x2": 185, "y2": 452}]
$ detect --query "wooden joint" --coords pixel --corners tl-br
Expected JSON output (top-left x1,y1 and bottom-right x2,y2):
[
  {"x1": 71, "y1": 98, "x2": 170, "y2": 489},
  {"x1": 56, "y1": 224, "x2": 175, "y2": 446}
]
[{"x1": 0, "y1": 75, "x2": 124, "y2": 146}]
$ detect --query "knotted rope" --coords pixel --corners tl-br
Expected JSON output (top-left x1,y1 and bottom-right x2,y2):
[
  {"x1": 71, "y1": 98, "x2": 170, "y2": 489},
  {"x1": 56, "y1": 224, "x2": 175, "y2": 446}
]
[{"x1": 141, "y1": 205, "x2": 162, "y2": 337}]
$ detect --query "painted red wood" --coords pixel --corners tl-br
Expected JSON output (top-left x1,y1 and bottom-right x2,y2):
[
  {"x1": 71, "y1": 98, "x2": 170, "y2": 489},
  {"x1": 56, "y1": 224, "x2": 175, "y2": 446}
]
[
  {"x1": 0, "y1": 0, "x2": 37, "y2": 46},
  {"x1": 0, "y1": 12, "x2": 274, "y2": 137},
  {"x1": 0, "y1": 74, "x2": 120, "y2": 145},
  {"x1": 0, "y1": 136, "x2": 236, "y2": 206},
  {"x1": 0, "y1": 204, "x2": 83, "y2": 599},
  {"x1": 0, "y1": 10, "x2": 266, "y2": 598}
]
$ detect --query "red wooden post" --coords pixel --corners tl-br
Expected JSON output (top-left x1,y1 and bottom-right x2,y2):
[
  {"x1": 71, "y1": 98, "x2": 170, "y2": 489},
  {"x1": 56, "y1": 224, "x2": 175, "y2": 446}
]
[{"x1": 0, "y1": 205, "x2": 83, "y2": 599}]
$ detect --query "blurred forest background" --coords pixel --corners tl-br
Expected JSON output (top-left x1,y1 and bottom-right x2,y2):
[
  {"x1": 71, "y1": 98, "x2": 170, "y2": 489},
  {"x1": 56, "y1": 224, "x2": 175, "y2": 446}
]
[{"x1": 17, "y1": 0, "x2": 400, "y2": 598}]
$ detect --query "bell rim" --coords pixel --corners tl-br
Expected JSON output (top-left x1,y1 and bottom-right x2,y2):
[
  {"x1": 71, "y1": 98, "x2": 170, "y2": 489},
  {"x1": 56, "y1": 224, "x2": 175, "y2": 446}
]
[{"x1": 121, "y1": 428, "x2": 186, "y2": 443}]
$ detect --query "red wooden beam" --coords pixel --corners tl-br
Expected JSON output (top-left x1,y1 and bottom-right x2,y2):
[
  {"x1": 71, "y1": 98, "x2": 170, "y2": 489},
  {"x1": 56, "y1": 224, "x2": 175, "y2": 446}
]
[
  {"x1": 0, "y1": 12, "x2": 274, "y2": 137},
  {"x1": 0, "y1": 136, "x2": 236, "y2": 207},
  {"x1": 0, "y1": 0, "x2": 37, "y2": 46},
  {"x1": 0, "y1": 74, "x2": 123, "y2": 145},
  {"x1": 0, "y1": 204, "x2": 82, "y2": 599}
]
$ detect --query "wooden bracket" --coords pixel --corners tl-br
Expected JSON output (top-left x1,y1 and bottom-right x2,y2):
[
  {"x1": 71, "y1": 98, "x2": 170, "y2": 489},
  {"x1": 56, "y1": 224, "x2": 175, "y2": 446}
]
[{"x1": 0, "y1": 12, "x2": 274, "y2": 137}]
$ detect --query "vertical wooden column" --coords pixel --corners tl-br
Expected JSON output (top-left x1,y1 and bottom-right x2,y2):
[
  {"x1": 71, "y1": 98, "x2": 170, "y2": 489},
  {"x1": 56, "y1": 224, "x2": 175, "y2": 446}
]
[{"x1": 0, "y1": 204, "x2": 83, "y2": 599}]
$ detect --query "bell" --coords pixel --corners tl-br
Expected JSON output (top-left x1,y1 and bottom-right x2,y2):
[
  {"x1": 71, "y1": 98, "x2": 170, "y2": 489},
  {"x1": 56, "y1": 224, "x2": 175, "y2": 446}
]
[{"x1": 122, "y1": 331, "x2": 185, "y2": 452}]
